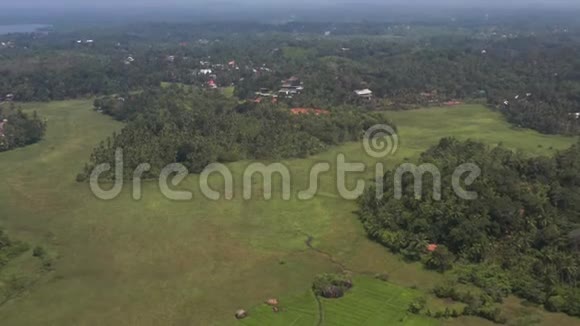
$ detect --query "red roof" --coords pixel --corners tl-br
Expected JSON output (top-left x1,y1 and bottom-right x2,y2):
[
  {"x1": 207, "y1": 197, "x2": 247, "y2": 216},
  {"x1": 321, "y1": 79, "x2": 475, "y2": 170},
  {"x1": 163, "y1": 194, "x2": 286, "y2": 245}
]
[
  {"x1": 290, "y1": 108, "x2": 330, "y2": 116},
  {"x1": 427, "y1": 244, "x2": 438, "y2": 252},
  {"x1": 443, "y1": 101, "x2": 462, "y2": 106}
]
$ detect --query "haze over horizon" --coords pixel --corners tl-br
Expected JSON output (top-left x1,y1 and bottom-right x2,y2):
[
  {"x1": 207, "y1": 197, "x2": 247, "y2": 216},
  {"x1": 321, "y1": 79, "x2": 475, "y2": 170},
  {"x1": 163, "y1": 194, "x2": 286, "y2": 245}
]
[
  {"x1": 2, "y1": 0, "x2": 580, "y2": 26},
  {"x1": 3, "y1": 0, "x2": 580, "y2": 10}
]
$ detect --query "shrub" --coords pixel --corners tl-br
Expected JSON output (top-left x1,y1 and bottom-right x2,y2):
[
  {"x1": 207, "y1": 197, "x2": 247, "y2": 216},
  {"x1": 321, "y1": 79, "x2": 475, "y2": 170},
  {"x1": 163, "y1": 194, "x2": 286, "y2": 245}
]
[
  {"x1": 546, "y1": 295, "x2": 566, "y2": 312},
  {"x1": 312, "y1": 273, "x2": 353, "y2": 299},
  {"x1": 562, "y1": 289, "x2": 580, "y2": 317},
  {"x1": 512, "y1": 278, "x2": 547, "y2": 304},
  {"x1": 425, "y1": 245, "x2": 454, "y2": 272},
  {"x1": 433, "y1": 283, "x2": 455, "y2": 298},
  {"x1": 375, "y1": 273, "x2": 390, "y2": 282},
  {"x1": 32, "y1": 246, "x2": 46, "y2": 259},
  {"x1": 463, "y1": 299, "x2": 507, "y2": 324},
  {"x1": 408, "y1": 297, "x2": 426, "y2": 314},
  {"x1": 76, "y1": 173, "x2": 87, "y2": 183}
]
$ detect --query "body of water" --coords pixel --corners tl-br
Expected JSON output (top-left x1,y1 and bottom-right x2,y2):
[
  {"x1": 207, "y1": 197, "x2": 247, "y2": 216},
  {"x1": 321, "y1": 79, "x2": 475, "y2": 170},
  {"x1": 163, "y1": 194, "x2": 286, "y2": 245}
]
[{"x1": 0, "y1": 24, "x2": 50, "y2": 35}]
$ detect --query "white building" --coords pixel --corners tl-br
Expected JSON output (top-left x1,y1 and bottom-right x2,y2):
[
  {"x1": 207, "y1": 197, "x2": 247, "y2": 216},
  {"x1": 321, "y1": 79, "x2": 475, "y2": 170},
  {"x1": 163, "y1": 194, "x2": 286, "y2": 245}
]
[
  {"x1": 0, "y1": 119, "x2": 7, "y2": 137},
  {"x1": 354, "y1": 89, "x2": 373, "y2": 99}
]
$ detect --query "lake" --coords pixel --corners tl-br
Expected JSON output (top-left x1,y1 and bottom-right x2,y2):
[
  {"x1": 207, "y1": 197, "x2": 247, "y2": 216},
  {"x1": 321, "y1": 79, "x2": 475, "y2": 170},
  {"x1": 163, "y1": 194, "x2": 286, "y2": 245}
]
[{"x1": 0, "y1": 24, "x2": 50, "y2": 35}]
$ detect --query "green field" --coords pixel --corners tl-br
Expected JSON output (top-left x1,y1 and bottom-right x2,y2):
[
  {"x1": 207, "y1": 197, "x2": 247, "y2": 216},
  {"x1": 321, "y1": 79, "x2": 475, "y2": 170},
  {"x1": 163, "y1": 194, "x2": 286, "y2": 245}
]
[
  {"x1": 241, "y1": 276, "x2": 435, "y2": 326},
  {"x1": 0, "y1": 102, "x2": 578, "y2": 325},
  {"x1": 222, "y1": 86, "x2": 236, "y2": 98}
]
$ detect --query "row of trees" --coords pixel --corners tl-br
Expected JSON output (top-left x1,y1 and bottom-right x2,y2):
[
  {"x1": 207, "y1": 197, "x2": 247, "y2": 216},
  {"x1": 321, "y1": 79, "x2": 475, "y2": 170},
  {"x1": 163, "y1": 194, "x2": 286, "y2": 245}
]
[{"x1": 358, "y1": 138, "x2": 580, "y2": 317}]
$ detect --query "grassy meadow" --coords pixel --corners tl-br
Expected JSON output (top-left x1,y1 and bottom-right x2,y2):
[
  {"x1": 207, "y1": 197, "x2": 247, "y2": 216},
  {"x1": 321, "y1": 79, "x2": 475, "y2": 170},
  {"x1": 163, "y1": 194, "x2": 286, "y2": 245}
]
[{"x1": 0, "y1": 101, "x2": 578, "y2": 325}]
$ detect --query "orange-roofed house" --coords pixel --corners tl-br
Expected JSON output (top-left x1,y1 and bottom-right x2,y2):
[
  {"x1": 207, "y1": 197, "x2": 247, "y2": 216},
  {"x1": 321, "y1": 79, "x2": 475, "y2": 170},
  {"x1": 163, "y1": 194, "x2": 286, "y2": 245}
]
[
  {"x1": 290, "y1": 108, "x2": 330, "y2": 116},
  {"x1": 427, "y1": 244, "x2": 438, "y2": 252}
]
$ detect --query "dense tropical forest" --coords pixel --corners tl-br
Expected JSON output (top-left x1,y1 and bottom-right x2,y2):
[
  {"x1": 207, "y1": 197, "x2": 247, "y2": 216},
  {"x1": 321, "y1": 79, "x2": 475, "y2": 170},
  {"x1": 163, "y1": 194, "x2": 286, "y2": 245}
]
[
  {"x1": 0, "y1": 103, "x2": 46, "y2": 152},
  {"x1": 2, "y1": 21, "x2": 580, "y2": 136},
  {"x1": 79, "y1": 86, "x2": 390, "y2": 180},
  {"x1": 358, "y1": 138, "x2": 580, "y2": 319}
]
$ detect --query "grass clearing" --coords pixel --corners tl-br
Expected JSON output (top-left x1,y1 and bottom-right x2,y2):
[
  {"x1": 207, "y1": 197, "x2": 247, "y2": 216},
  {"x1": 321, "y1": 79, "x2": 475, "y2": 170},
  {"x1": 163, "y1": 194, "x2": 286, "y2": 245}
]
[
  {"x1": 283, "y1": 47, "x2": 316, "y2": 61},
  {"x1": 222, "y1": 86, "x2": 236, "y2": 98},
  {"x1": 241, "y1": 276, "x2": 436, "y2": 326},
  {"x1": 0, "y1": 102, "x2": 577, "y2": 325}
]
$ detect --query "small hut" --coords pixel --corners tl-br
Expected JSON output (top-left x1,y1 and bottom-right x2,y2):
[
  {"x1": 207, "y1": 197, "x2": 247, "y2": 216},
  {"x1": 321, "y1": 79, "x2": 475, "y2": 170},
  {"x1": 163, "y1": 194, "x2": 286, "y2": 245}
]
[{"x1": 235, "y1": 309, "x2": 248, "y2": 320}]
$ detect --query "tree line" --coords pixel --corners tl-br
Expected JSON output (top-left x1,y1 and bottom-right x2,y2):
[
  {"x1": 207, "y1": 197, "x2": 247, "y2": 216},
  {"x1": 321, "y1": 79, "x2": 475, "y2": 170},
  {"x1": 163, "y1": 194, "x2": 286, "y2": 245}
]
[
  {"x1": 3, "y1": 21, "x2": 580, "y2": 135},
  {"x1": 358, "y1": 138, "x2": 580, "y2": 318},
  {"x1": 79, "y1": 85, "x2": 391, "y2": 180}
]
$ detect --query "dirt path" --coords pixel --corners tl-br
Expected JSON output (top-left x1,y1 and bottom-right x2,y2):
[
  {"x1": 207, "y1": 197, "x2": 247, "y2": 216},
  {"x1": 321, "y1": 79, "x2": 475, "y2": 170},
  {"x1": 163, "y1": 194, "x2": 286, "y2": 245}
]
[
  {"x1": 301, "y1": 232, "x2": 354, "y2": 326},
  {"x1": 302, "y1": 233, "x2": 349, "y2": 272},
  {"x1": 313, "y1": 293, "x2": 324, "y2": 326}
]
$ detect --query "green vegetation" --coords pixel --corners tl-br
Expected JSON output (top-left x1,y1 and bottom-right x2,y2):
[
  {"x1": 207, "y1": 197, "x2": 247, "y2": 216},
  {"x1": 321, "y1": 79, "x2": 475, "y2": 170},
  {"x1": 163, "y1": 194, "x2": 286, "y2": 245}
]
[
  {"x1": 2, "y1": 11, "x2": 580, "y2": 325},
  {"x1": 282, "y1": 46, "x2": 316, "y2": 62},
  {"x1": 312, "y1": 273, "x2": 353, "y2": 298},
  {"x1": 358, "y1": 135, "x2": 580, "y2": 317},
  {"x1": 0, "y1": 228, "x2": 48, "y2": 308},
  {"x1": 222, "y1": 86, "x2": 235, "y2": 98},
  {"x1": 0, "y1": 229, "x2": 28, "y2": 269},
  {"x1": 242, "y1": 276, "x2": 436, "y2": 326},
  {"x1": 3, "y1": 20, "x2": 580, "y2": 135},
  {"x1": 84, "y1": 86, "x2": 391, "y2": 179},
  {"x1": 0, "y1": 101, "x2": 578, "y2": 325},
  {"x1": 239, "y1": 290, "x2": 319, "y2": 326},
  {"x1": 0, "y1": 103, "x2": 46, "y2": 152}
]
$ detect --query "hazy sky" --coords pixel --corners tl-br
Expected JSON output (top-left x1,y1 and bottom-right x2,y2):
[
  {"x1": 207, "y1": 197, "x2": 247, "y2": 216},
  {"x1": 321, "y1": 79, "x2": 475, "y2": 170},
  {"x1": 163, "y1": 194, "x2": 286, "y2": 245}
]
[{"x1": 4, "y1": 0, "x2": 580, "y2": 9}]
